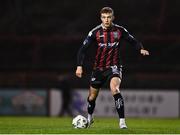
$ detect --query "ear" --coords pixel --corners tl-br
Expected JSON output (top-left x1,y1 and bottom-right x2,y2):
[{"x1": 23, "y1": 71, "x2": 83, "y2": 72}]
[{"x1": 100, "y1": 16, "x2": 103, "y2": 21}]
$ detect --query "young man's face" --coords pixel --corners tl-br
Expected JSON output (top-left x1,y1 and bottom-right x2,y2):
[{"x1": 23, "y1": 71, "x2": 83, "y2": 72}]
[{"x1": 101, "y1": 13, "x2": 114, "y2": 29}]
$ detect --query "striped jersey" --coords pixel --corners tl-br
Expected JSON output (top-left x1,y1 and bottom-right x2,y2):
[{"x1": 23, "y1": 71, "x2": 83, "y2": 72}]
[{"x1": 77, "y1": 23, "x2": 143, "y2": 70}]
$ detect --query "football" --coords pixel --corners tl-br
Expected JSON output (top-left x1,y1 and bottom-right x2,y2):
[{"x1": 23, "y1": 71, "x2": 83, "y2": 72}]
[{"x1": 72, "y1": 115, "x2": 88, "y2": 129}]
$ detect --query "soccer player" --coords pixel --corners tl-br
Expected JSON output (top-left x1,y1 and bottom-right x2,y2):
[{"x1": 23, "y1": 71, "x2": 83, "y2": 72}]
[{"x1": 75, "y1": 7, "x2": 149, "y2": 129}]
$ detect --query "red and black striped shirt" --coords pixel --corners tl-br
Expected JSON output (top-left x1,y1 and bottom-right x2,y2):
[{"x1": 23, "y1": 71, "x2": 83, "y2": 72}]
[{"x1": 77, "y1": 23, "x2": 143, "y2": 70}]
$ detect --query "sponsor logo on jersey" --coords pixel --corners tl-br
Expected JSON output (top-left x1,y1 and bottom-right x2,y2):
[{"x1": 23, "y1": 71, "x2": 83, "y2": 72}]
[
  {"x1": 99, "y1": 42, "x2": 119, "y2": 47},
  {"x1": 99, "y1": 35, "x2": 104, "y2": 38}
]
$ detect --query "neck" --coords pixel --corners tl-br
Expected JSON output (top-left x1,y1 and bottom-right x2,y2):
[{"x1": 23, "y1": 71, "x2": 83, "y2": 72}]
[{"x1": 101, "y1": 23, "x2": 113, "y2": 30}]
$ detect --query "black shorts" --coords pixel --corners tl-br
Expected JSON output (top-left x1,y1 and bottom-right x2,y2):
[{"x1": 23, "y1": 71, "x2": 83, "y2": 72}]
[{"x1": 90, "y1": 65, "x2": 123, "y2": 89}]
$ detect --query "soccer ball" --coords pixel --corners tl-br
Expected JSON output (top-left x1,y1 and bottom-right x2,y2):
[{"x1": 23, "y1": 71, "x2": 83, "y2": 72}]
[{"x1": 72, "y1": 115, "x2": 88, "y2": 129}]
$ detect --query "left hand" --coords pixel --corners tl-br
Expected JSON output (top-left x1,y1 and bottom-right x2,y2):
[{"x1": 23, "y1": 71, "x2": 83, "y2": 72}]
[{"x1": 140, "y1": 49, "x2": 149, "y2": 56}]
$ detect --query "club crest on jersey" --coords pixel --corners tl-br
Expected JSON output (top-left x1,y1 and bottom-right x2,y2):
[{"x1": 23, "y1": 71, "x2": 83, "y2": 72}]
[{"x1": 113, "y1": 32, "x2": 119, "y2": 39}]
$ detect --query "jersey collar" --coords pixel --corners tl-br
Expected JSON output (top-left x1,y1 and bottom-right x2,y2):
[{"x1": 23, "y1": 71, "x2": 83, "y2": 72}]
[{"x1": 101, "y1": 23, "x2": 115, "y2": 31}]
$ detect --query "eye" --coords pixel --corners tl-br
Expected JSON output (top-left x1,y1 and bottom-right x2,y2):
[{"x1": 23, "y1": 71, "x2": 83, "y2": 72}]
[
  {"x1": 107, "y1": 16, "x2": 112, "y2": 19},
  {"x1": 101, "y1": 16, "x2": 106, "y2": 19}
]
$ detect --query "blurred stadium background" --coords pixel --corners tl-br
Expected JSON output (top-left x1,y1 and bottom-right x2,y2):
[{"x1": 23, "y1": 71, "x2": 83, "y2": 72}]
[{"x1": 0, "y1": 0, "x2": 180, "y2": 118}]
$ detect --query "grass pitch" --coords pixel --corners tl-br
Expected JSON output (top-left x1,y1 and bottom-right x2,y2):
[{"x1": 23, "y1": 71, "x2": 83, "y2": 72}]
[{"x1": 0, "y1": 116, "x2": 180, "y2": 134}]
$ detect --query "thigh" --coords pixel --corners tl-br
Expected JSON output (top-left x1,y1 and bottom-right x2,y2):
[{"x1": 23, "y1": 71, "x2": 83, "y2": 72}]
[{"x1": 108, "y1": 66, "x2": 123, "y2": 95}]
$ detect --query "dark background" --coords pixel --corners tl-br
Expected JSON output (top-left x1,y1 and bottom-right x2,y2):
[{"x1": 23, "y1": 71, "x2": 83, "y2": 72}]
[{"x1": 0, "y1": 0, "x2": 179, "y2": 89}]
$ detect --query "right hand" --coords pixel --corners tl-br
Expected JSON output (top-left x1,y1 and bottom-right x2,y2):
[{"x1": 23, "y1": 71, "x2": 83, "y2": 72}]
[{"x1": 75, "y1": 66, "x2": 83, "y2": 78}]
